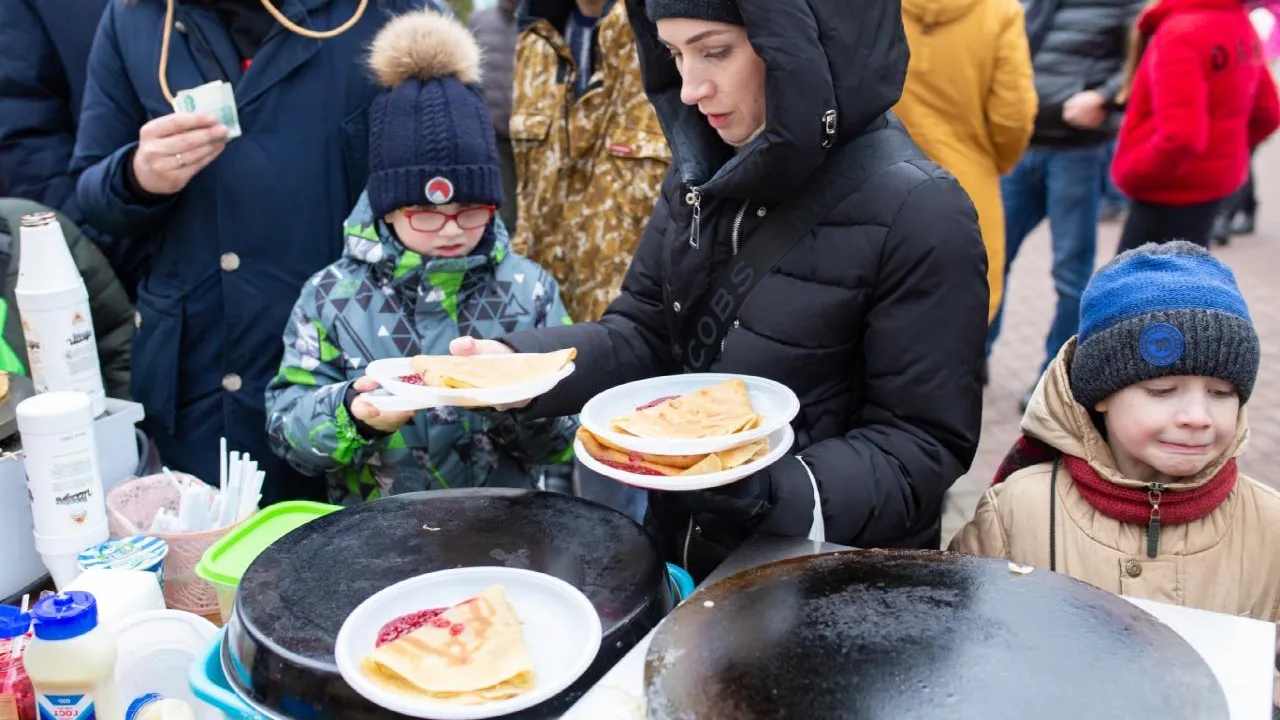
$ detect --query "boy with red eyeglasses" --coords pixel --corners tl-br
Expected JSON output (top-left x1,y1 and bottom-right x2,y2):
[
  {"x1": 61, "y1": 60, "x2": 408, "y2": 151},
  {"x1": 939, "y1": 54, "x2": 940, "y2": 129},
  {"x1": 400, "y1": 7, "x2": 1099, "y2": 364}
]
[{"x1": 265, "y1": 11, "x2": 577, "y2": 504}]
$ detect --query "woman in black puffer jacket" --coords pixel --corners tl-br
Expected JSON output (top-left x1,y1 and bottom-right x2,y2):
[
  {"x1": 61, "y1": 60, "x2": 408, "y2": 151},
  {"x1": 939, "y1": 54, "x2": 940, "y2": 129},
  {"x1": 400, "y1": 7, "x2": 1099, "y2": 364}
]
[{"x1": 447, "y1": 0, "x2": 989, "y2": 580}]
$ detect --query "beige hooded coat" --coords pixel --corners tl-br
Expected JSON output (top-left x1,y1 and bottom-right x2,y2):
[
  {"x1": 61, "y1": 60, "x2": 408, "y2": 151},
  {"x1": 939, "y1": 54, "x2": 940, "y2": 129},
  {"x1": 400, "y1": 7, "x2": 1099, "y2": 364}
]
[{"x1": 951, "y1": 341, "x2": 1280, "y2": 704}]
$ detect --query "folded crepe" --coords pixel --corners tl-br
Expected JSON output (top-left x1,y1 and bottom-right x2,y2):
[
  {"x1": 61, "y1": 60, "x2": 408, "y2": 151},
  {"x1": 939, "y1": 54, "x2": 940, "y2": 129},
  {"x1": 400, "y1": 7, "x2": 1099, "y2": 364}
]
[
  {"x1": 577, "y1": 427, "x2": 770, "y2": 476},
  {"x1": 409, "y1": 348, "x2": 576, "y2": 389},
  {"x1": 610, "y1": 379, "x2": 760, "y2": 439},
  {"x1": 360, "y1": 585, "x2": 535, "y2": 705}
]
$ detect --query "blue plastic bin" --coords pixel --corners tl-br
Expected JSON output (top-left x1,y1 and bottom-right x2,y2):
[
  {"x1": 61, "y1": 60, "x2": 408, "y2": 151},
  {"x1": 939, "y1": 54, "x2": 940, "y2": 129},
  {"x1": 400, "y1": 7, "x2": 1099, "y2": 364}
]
[{"x1": 189, "y1": 628, "x2": 267, "y2": 720}]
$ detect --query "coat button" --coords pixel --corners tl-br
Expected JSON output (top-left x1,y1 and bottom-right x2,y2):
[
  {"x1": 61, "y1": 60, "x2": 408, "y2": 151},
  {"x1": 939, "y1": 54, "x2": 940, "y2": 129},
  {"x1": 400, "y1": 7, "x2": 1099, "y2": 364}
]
[
  {"x1": 1125, "y1": 559, "x2": 1142, "y2": 578},
  {"x1": 672, "y1": 301, "x2": 682, "y2": 313},
  {"x1": 134, "y1": 312, "x2": 142, "y2": 329},
  {"x1": 222, "y1": 373, "x2": 242, "y2": 392},
  {"x1": 220, "y1": 252, "x2": 241, "y2": 272},
  {"x1": 757, "y1": 206, "x2": 768, "y2": 217}
]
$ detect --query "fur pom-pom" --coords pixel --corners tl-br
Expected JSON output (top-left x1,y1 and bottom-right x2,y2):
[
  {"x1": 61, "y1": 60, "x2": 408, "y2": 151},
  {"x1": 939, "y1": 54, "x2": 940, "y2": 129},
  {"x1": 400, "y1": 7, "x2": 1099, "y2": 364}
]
[{"x1": 369, "y1": 10, "x2": 483, "y2": 88}]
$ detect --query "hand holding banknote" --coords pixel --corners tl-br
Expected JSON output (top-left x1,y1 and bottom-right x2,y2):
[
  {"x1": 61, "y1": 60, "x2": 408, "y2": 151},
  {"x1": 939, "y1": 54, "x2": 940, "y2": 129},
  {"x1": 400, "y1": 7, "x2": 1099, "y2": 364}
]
[{"x1": 132, "y1": 112, "x2": 229, "y2": 195}]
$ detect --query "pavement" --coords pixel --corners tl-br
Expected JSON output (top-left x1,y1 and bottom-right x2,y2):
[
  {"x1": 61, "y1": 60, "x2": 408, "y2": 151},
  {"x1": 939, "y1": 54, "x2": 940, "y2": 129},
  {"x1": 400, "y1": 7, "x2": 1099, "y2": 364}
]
[{"x1": 940, "y1": 136, "x2": 1280, "y2": 547}]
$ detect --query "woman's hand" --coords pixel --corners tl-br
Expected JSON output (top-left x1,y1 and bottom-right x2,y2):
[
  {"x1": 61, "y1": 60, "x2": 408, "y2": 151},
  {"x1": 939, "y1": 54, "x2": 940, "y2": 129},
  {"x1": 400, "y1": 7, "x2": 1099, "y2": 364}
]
[
  {"x1": 132, "y1": 113, "x2": 230, "y2": 195},
  {"x1": 449, "y1": 336, "x2": 514, "y2": 357},
  {"x1": 448, "y1": 336, "x2": 531, "y2": 410},
  {"x1": 349, "y1": 377, "x2": 414, "y2": 433}
]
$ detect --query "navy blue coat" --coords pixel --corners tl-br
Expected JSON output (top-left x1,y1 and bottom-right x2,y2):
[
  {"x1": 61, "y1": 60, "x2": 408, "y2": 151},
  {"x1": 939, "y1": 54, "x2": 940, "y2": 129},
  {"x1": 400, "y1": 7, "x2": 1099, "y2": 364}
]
[
  {"x1": 0, "y1": 0, "x2": 148, "y2": 289},
  {"x1": 71, "y1": 0, "x2": 441, "y2": 504},
  {"x1": 0, "y1": 0, "x2": 103, "y2": 206}
]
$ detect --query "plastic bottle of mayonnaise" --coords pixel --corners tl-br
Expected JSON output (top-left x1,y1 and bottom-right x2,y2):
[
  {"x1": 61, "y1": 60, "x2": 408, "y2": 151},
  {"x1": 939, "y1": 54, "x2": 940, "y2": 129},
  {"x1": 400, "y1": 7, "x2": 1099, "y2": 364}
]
[{"x1": 23, "y1": 591, "x2": 122, "y2": 720}]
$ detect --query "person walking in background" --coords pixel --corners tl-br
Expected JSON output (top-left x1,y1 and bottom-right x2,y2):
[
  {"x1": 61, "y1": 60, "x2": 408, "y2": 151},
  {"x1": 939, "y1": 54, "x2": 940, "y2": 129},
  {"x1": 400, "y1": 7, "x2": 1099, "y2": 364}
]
[
  {"x1": 1111, "y1": 0, "x2": 1280, "y2": 251},
  {"x1": 468, "y1": 0, "x2": 520, "y2": 233},
  {"x1": 0, "y1": 0, "x2": 148, "y2": 300},
  {"x1": 510, "y1": 0, "x2": 671, "y2": 325},
  {"x1": 896, "y1": 0, "x2": 1037, "y2": 326},
  {"x1": 987, "y1": 0, "x2": 1145, "y2": 411},
  {"x1": 1211, "y1": 0, "x2": 1279, "y2": 245},
  {"x1": 70, "y1": 0, "x2": 444, "y2": 505}
]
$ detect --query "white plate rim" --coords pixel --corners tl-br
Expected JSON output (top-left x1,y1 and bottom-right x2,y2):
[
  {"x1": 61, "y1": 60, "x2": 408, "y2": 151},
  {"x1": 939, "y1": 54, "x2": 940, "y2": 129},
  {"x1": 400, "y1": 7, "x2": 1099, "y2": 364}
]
[
  {"x1": 575, "y1": 423, "x2": 796, "y2": 492},
  {"x1": 334, "y1": 566, "x2": 603, "y2": 720},
  {"x1": 578, "y1": 373, "x2": 800, "y2": 455},
  {"x1": 364, "y1": 357, "x2": 576, "y2": 406}
]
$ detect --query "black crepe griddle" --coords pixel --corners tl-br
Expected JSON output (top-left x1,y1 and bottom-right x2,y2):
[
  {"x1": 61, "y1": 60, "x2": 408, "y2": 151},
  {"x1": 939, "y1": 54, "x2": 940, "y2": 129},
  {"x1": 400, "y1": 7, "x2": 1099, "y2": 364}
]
[
  {"x1": 224, "y1": 489, "x2": 669, "y2": 719},
  {"x1": 645, "y1": 550, "x2": 1229, "y2": 720}
]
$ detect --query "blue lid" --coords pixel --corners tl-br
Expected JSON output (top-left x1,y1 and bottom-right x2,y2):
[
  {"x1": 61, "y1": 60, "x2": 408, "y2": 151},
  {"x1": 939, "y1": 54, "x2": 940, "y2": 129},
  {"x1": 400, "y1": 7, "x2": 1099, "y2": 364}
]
[
  {"x1": 125, "y1": 693, "x2": 162, "y2": 720},
  {"x1": 30, "y1": 591, "x2": 98, "y2": 641},
  {"x1": 0, "y1": 605, "x2": 31, "y2": 640}
]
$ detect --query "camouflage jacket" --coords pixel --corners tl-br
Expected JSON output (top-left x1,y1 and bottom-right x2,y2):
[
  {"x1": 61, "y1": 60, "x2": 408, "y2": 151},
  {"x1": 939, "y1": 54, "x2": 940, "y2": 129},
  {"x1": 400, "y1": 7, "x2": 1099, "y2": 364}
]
[
  {"x1": 265, "y1": 192, "x2": 578, "y2": 505},
  {"x1": 510, "y1": 0, "x2": 671, "y2": 322}
]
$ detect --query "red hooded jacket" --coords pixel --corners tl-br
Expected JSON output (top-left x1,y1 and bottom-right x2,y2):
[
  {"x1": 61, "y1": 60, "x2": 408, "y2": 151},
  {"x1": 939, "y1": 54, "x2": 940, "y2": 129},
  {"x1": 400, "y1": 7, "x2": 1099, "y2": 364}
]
[{"x1": 1112, "y1": 0, "x2": 1280, "y2": 204}]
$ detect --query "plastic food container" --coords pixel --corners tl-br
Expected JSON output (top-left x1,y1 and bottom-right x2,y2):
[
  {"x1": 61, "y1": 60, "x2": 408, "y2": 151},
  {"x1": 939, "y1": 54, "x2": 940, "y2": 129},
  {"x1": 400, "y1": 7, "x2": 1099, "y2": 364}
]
[
  {"x1": 114, "y1": 610, "x2": 221, "y2": 720},
  {"x1": 195, "y1": 501, "x2": 340, "y2": 625},
  {"x1": 78, "y1": 536, "x2": 169, "y2": 588}
]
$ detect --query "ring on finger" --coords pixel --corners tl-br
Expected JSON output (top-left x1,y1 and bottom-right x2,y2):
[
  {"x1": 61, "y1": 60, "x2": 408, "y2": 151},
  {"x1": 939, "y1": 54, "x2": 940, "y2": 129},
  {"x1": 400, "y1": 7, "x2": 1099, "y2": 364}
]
[{"x1": 175, "y1": 152, "x2": 186, "y2": 169}]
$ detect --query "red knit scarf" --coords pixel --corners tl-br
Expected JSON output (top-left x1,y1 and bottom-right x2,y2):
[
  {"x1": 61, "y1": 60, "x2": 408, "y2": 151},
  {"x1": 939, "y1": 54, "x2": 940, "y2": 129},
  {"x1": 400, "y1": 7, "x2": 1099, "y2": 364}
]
[{"x1": 992, "y1": 435, "x2": 1238, "y2": 525}]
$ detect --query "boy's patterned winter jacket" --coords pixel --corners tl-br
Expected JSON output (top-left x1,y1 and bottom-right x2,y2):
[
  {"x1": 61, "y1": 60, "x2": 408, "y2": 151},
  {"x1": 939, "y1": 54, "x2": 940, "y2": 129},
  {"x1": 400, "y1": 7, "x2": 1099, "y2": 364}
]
[{"x1": 265, "y1": 193, "x2": 577, "y2": 504}]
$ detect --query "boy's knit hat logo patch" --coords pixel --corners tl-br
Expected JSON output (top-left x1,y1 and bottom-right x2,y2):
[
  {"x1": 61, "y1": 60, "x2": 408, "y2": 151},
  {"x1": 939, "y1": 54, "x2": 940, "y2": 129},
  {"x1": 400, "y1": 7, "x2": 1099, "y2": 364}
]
[
  {"x1": 425, "y1": 177, "x2": 455, "y2": 204},
  {"x1": 1139, "y1": 322, "x2": 1185, "y2": 367}
]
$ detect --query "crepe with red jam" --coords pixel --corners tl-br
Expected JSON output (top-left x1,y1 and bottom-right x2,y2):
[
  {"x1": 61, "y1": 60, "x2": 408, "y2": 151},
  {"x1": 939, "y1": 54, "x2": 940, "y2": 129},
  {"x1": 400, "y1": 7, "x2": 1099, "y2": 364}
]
[
  {"x1": 359, "y1": 585, "x2": 535, "y2": 704},
  {"x1": 404, "y1": 348, "x2": 576, "y2": 389},
  {"x1": 577, "y1": 427, "x2": 770, "y2": 476},
  {"x1": 610, "y1": 379, "x2": 760, "y2": 439}
]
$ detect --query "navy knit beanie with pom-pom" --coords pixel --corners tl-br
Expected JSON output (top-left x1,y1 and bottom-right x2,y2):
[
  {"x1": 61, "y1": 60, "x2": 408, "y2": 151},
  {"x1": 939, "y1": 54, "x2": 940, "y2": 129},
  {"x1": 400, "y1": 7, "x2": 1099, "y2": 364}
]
[{"x1": 366, "y1": 10, "x2": 502, "y2": 219}]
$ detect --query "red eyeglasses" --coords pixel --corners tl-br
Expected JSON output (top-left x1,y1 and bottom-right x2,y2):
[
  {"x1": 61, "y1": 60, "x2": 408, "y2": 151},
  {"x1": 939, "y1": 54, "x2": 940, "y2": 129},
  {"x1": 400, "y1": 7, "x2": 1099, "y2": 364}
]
[{"x1": 400, "y1": 205, "x2": 496, "y2": 232}]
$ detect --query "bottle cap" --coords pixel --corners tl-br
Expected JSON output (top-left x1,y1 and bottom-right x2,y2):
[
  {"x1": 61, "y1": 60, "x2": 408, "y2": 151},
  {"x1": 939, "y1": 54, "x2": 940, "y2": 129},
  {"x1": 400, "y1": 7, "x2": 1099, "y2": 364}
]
[
  {"x1": 0, "y1": 605, "x2": 31, "y2": 640},
  {"x1": 30, "y1": 590, "x2": 98, "y2": 641},
  {"x1": 125, "y1": 693, "x2": 162, "y2": 720}
]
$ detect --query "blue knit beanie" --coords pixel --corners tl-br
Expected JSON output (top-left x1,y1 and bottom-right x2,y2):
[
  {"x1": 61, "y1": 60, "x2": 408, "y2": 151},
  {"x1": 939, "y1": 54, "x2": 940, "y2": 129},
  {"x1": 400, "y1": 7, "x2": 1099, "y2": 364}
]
[
  {"x1": 1070, "y1": 241, "x2": 1259, "y2": 408},
  {"x1": 365, "y1": 11, "x2": 502, "y2": 220}
]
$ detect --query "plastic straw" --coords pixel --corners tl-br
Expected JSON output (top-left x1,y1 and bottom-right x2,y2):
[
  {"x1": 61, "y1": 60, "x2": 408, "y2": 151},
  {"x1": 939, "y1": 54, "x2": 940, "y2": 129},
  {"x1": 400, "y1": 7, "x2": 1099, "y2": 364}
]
[{"x1": 219, "y1": 437, "x2": 228, "y2": 499}]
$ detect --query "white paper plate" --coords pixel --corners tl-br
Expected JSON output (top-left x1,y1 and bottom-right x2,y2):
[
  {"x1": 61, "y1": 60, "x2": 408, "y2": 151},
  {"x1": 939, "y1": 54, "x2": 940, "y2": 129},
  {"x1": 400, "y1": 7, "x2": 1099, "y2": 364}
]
[
  {"x1": 576, "y1": 423, "x2": 795, "y2": 492},
  {"x1": 335, "y1": 566, "x2": 602, "y2": 720},
  {"x1": 363, "y1": 356, "x2": 575, "y2": 410},
  {"x1": 579, "y1": 374, "x2": 800, "y2": 456}
]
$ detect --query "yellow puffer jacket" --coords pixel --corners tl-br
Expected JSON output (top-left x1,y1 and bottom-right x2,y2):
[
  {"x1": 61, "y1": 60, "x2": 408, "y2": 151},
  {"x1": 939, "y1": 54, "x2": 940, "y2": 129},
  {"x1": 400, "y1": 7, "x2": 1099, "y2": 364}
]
[
  {"x1": 510, "y1": 0, "x2": 671, "y2": 323},
  {"x1": 895, "y1": 0, "x2": 1037, "y2": 322}
]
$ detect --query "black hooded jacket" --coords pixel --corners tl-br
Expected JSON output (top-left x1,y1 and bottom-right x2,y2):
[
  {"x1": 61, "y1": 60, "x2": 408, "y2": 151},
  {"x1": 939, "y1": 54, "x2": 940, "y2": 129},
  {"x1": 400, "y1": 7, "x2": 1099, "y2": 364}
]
[{"x1": 504, "y1": 0, "x2": 989, "y2": 578}]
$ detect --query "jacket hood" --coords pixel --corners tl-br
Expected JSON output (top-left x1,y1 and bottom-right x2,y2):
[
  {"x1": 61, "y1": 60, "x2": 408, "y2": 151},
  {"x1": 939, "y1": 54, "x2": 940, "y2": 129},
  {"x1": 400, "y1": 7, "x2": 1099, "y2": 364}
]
[
  {"x1": 624, "y1": 0, "x2": 910, "y2": 203},
  {"x1": 341, "y1": 192, "x2": 506, "y2": 284},
  {"x1": 1139, "y1": 0, "x2": 1246, "y2": 33},
  {"x1": 1023, "y1": 340, "x2": 1249, "y2": 492},
  {"x1": 902, "y1": 0, "x2": 985, "y2": 28}
]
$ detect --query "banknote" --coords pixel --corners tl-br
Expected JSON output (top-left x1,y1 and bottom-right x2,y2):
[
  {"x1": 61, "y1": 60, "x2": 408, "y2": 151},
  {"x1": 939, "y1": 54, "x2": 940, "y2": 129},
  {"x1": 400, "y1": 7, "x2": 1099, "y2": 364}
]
[{"x1": 172, "y1": 80, "x2": 243, "y2": 140}]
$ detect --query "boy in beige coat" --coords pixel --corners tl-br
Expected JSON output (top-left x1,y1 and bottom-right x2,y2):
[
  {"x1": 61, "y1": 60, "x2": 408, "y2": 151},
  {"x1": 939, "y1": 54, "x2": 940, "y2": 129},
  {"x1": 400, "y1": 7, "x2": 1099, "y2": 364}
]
[{"x1": 951, "y1": 241, "x2": 1280, "y2": 708}]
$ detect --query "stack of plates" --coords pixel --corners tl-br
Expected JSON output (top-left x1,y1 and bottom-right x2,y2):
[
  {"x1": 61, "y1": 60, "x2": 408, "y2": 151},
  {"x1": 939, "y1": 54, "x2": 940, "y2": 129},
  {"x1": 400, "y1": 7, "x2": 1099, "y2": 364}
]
[{"x1": 575, "y1": 374, "x2": 800, "y2": 491}]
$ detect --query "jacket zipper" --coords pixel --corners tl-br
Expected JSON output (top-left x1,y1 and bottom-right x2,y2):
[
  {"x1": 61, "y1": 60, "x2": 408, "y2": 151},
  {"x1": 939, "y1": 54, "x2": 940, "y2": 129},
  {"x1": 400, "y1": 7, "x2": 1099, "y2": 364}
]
[
  {"x1": 730, "y1": 200, "x2": 749, "y2": 256},
  {"x1": 1145, "y1": 482, "x2": 1166, "y2": 558},
  {"x1": 683, "y1": 517, "x2": 695, "y2": 571},
  {"x1": 720, "y1": 200, "x2": 751, "y2": 355},
  {"x1": 686, "y1": 187, "x2": 702, "y2": 249}
]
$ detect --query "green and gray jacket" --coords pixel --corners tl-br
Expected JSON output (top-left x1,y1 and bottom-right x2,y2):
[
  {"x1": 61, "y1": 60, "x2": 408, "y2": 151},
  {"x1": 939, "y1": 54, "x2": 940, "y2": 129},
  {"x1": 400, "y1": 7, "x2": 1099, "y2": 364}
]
[
  {"x1": 0, "y1": 198, "x2": 133, "y2": 399},
  {"x1": 265, "y1": 192, "x2": 577, "y2": 504}
]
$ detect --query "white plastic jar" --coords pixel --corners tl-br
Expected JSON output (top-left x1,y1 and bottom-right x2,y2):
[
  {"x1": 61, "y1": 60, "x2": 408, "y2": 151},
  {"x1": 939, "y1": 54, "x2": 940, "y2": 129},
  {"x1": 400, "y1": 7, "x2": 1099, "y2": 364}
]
[{"x1": 23, "y1": 591, "x2": 123, "y2": 720}]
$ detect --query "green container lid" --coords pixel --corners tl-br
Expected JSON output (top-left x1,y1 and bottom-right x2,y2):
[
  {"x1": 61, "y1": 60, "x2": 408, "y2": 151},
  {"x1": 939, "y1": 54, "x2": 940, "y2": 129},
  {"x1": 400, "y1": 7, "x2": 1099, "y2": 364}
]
[{"x1": 196, "y1": 500, "x2": 341, "y2": 587}]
